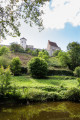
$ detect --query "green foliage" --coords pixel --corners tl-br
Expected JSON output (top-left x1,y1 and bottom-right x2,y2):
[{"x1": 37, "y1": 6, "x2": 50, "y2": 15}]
[
  {"x1": 0, "y1": 55, "x2": 11, "y2": 68},
  {"x1": 65, "y1": 88, "x2": 80, "y2": 102},
  {"x1": 28, "y1": 57, "x2": 48, "y2": 78},
  {"x1": 0, "y1": 0, "x2": 47, "y2": 38},
  {"x1": 38, "y1": 50, "x2": 49, "y2": 62},
  {"x1": 11, "y1": 57, "x2": 21, "y2": 76},
  {"x1": 58, "y1": 51, "x2": 70, "y2": 67},
  {"x1": 0, "y1": 75, "x2": 77, "y2": 103},
  {"x1": 10, "y1": 43, "x2": 24, "y2": 53},
  {"x1": 67, "y1": 42, "x2": 80, "y2": 70},
  {"x1": 74, "y1": 66, "x2": 80, "y2": 77},
  {"x1": 0, "y1": 66, "x2": 11, "y2": 94},
  {"x1": 32, "y1": 49, "x2": 40, "y2": 56},
  {"x1": 26, "y1": 48, "x2": 40, "y2": 56},
  {"x1": 25, "y1": 48, "x2": 33, "y2": 55},
  {"x1": 0, "y1": 46, "x2": 10, "y2": 56},
  {"x1": 48, "y1": 56, "x2": 62, "y2": 67},
  {"x1": 53, "y1": 50, "x2": 61, "y2": 57},
  {"x1": 48, "y1": 69, "x2": 73, "y2": 76},
  {"x1": 76, "y1": 78, "x2": 80, "y2": 86}
]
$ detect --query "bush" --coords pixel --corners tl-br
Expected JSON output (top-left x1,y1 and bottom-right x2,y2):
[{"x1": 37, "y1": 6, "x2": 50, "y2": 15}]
[
  {"x1": 48, "y1": 69, "x2": 73, "y2": 76},
  {"x1": 0, "y1": 66, "x2": 11, "y2": 94},
  {"x1": 10, "y1": 43, "x2": 24, "y2": 53},
  {"x1": 53, "y1": 50, "x2": 61, "y2": 57},
  {"x1": 11, "y1": 57, "x2": 21, "y2": 76},
  {"x1": 74, "y1": 66, "x2": 80, "y2": 77},
  {"x1": 38, "y1": 50, "x2": 49, "y2": 62},
  {"x1": 0, "y1": 55, "x2": 11, "y2": 68},
  {"x1": 25, "y1": 48, "x2": 33, "y2": 55},
  {"x1": 28, "y1": 57, "x2": 48, "y2": 78},
  {"x1": 0, "y1": 46, "x2": 10, "y2": 56},
  {"x1": 65, "y1": 88, "x2": 80, "y2": 102},
  {"x1": 76, "y1": 78, "x2": 80, "y2": 86}
]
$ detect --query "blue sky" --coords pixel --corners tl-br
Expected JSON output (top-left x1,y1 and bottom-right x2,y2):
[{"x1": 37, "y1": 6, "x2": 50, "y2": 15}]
[{"x1": 1, "y1": 0, "x2": 80, "y2": 51}]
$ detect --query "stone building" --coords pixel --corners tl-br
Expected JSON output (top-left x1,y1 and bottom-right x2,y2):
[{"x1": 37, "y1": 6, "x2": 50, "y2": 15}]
[
  {"x1": 20, "y1": 37, "x2": 33, "y2": 50},
  {"x1": 20, "y1": 37, "x2": 27, "y2": 50},
  {"x1": 47, "y1": 40, "x2": 61, "y2": 56}
]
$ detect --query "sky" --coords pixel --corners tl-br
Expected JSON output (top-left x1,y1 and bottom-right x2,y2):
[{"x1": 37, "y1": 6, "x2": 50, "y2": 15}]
[{"x1": 1, "y1": 0, "x2": 80, "y2": 51}]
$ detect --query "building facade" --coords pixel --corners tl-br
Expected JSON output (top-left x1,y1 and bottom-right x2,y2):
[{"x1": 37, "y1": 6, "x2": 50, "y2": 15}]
[
  {"x1": 20, "y1": 37, "x2": 27, "y2": 50},
  {"x1": 20, "y1": 37, "x2": 34, "y2": 50},
  {"x1": 47, "y1": 40, "x2": 61, "y2": 56}
]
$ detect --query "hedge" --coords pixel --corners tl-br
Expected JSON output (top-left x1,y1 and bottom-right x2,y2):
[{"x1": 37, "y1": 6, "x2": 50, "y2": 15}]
[{"x1": 48, "y1": 69, "x2": 73, "y2": 76}]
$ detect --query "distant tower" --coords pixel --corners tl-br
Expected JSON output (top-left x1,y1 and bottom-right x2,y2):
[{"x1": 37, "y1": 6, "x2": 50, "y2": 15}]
[{"x1": 20, "y1": 37, "x2": 27, "y2": 50}]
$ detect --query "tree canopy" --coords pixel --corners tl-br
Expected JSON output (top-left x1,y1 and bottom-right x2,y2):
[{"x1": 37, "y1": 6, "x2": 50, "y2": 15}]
[
  {"x1": 0, "y1": 0, "x2": 49, "y2": 39},
  {"x1": 58, "y1": 42, "x2": 80, "y2": 70},
  {"x1": 67, "y1": 42, "x2": 80, "y2": 70}
]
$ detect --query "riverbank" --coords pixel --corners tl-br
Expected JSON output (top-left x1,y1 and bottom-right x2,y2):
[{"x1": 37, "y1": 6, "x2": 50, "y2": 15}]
[{"x1": 0, "y1": 75, "x2": 80, "y2": 105}]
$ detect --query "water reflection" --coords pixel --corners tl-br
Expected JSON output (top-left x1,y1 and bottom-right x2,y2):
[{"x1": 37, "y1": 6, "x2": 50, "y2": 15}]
[{"x1": 0, "y1": 102, "x2": 80, "y2": 120}]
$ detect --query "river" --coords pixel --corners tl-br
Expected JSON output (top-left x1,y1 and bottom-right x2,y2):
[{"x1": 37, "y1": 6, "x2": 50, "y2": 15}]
[{"x1": 0, "y1": 101, "x2": 80, "y2": 120}]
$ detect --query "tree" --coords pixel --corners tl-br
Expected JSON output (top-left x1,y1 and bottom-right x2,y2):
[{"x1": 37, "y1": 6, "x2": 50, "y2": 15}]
[
  {"x1": 28, "y1": 57, "x2": 48, "y2": 78},
  {"x1": 38, "y1": 50, "x2": 49, "y2": 62},
  {"x1": 67, "y1": 42, "x2": 80, "y2": 70},
  {"x1": 11, "y1": 57, "x2": 21, "y2": 76},
  {"x1": 0, "y1": 55, "x2": 11, "y2": 68},
  {"x1": 0, "y1": 46, "x2": 10, "y2": 55},
  {"x1": 53, "y1": 50, "x2": 61, "y2": 57},
  {"x1": 32, "y1": 49, "x2": 40, "y2": 56},
  {"x1": 25, "y1": 48, "x2": 33, "y2": 55},
  {"x1": 0, "y1": 0, "x2": 48, "y2": 38},
  {"x1": 58, "y1": 51, "x2": 70, "y2": 67},
  {"x1": 10, "y1": 42, "x2": 24, "y2": 53},
  {"x1": 0, "y1": 66, "x2": 11, "y2": 94},
  {"x1": 74, "y1": 66, "x2": 80, "y2": 77}
]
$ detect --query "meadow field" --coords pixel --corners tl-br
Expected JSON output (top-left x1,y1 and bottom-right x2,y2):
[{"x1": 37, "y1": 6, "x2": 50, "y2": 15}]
[{"x1": 4, "y1": 75, "x2": 78, "y2": 103}]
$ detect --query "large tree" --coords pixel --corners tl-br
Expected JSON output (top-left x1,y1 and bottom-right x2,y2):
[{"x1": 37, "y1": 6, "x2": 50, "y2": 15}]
[
  {"x1": 67, "y1": 42, "x2": 80, "y2": 70},
  {"x1": 0, "y1": 0, "x2": 48, "y2": 39}
]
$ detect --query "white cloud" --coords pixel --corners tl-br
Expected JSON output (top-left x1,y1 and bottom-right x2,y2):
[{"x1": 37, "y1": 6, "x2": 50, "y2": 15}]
[{"x1": 42, "y1": 0, "x2": 80, "y2": 29}]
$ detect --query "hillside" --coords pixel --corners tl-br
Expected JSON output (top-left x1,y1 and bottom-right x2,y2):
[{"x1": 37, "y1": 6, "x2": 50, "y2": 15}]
[{"x1": 9, "y1": 52, "x2": 33, "y2": 67}]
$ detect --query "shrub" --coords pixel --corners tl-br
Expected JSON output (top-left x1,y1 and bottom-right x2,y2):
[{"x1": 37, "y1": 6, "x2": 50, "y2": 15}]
[
  {"x1": 0, "y1": 66, "x2": 11, "y2": 94},
  {"x1": 28, "y1": 57, "x2": 48, "y2": 78},
  {"x1": 46, "y1": 92, "x2": 62, "y2": 101},
  {"x1": 53, "y1": 50, "x2": 61, "y2": 57},
  {"x1": 48, "y1": 69, "x2": 73, "y2": 76},
  {"x1": 76, "y1": 78, "x2": 80, "y2": 86},
  {"x1": 25, "y1": 48, "x2": 33, "y2": 55},
  {"x1": 11, "y1": 57, "x2": 21, "y2": 76},
  {"x1": 0, "y1": 46, "x2": 10, "y2": 56},
  {"x1": 38, "y1": 50, "x2": 49, "y2": 62},
  {"x1": 32, "y1": 49, "x2": 40, "y2": 56},
  {"x1": 74, "y1": 66, "x2": 80, "y2": 77},
  {"x1": 10, "y1": 42, "x2": 24, "y2": 53},
  {"x1": 0, "y1": 55, "x2": 11, "y2": 68},
  {"x1": 65, "y1": 88, "x2": 80, "y2": 102},
  {"x1": 58, "y1": 51, "x2": 70, "y2": 68}
]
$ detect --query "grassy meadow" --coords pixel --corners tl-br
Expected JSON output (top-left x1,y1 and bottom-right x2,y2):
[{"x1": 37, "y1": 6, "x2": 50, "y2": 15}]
[{"x1": 3, "y1": 75, "x2": 78, "y2": 103}]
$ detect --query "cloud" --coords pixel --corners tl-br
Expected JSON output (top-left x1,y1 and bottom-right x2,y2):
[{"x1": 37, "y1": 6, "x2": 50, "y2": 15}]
[{"x1": 42, "y1": 0, "x2": 80, "y2": 29}]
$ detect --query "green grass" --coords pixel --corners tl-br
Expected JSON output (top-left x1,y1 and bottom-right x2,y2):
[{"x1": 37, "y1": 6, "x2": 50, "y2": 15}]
[
  {"x1": 0, "y1": 75, "x2": 80, "y2": 103},
  {"x1": 11, "y1": 75, "x2": 78, "y2": 88}
]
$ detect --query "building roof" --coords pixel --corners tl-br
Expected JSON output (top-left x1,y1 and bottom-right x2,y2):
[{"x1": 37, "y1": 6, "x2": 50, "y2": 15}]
[
  {"x1": 20, "y1": 37, "x2": 27, "y2": 41},
  {"x1": 48, "y1": 40, "x2": 58, "y2": 47}
]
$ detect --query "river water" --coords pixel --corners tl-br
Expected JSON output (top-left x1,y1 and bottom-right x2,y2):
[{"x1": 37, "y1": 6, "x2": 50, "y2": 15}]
[{"x1": 0, "y1": 101, "x2": 80, "y2": 120}]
